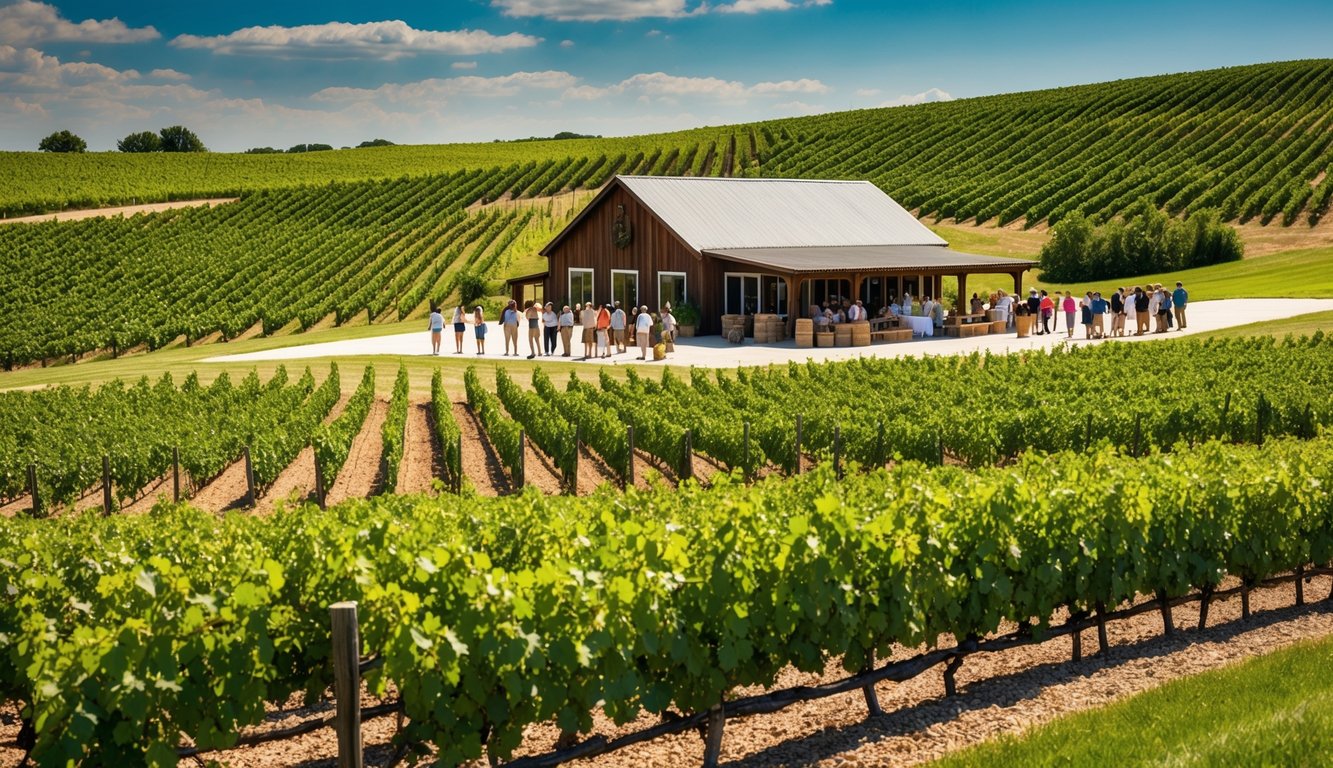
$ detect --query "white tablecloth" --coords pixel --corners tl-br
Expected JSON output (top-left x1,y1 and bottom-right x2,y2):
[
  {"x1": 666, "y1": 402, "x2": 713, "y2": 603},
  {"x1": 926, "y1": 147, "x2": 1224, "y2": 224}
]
[{"x1": 900, "y1": 315, "x2": 934, "y2": 337}]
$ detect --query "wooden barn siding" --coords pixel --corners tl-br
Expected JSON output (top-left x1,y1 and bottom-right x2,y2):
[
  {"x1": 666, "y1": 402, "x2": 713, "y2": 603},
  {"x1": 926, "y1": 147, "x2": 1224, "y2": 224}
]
[{"x1": 545, "y1": 185, "x2": 718, "y2": 333}]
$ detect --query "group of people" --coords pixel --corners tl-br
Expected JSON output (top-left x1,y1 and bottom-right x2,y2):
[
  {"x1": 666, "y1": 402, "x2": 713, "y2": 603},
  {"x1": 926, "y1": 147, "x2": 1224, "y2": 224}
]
[
  {"x1": 427, "y1": 299, "x2": 677, "y2": 361},
  {"x1": 995, "y1": 281, "x2": 1189, "y2": 339},
  {"x1": 810, "y1": 293, "x2": 947, "y2": 329}
]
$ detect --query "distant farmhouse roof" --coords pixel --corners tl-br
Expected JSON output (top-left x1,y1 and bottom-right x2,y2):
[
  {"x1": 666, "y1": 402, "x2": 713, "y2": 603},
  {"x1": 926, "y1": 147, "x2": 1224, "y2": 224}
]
[{"x1": 540, "y1": 176, "x2": 1034, "y2": 274}]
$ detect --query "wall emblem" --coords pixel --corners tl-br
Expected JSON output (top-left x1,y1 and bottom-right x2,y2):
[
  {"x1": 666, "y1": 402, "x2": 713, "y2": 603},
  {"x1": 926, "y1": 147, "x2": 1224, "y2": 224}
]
[{"x1": 612, "y1": 204, "x2": 633, "y2": 249}]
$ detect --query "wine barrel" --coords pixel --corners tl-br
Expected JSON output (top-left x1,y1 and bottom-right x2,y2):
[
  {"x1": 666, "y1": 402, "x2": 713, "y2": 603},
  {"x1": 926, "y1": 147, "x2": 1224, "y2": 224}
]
[
  {"x1": 850, "y1": 321, "x2": 871, "y2": 347},
  {"x1": 990, "y1": 320, "x2": 1007, "y2": 334},
  {"x1": 834, "y1": 324, "x2": 853, "y2": 347},
  {"x1": 795, "y1": 331, "x2": 813, "y2": 348},
  {"x1": 816, "y1": 331, "x2": 834, "y2": 348}
]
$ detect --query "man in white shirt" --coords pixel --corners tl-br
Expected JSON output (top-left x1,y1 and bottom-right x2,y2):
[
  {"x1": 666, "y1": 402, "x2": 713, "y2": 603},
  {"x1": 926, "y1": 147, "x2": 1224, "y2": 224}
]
[
  {"x1": 611, "y1": 301, "x2": 627, "y2": 353},
  {"x1": 635, "y1": 305, "x2": 654, "y2": 359},
  {"x1": 847, "y1": 300, "x2": 864, "y2": 322},
  {"x1": 921, "y1": 296, "x2": 936, "y2": 323}
]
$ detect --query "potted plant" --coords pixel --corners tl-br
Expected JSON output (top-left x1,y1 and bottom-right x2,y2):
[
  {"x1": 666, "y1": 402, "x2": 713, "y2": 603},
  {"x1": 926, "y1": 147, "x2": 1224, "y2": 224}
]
[{"x1": 673, "y1": 301, "x2": 700, "y2": 337}]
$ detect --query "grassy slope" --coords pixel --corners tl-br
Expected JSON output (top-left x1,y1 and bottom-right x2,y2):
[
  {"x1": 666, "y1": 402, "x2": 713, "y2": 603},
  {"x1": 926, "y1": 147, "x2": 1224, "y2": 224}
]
[{"x1": 933, "y1": 634, "x2": 1333, "y2": 768}]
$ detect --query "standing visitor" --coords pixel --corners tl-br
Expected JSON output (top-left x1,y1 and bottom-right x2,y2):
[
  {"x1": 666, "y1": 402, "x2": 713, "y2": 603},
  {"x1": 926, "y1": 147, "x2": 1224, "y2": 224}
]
[
  {"x1": 1134, "y1": 287, "x2": 1150, "y2": 334},
  {"x1": 524, "y1": 301, "x2": 541, "y2": 359},
  {"x1": 502, "y1": 300, "x2": 520, "y2": 356},
  {"x1": 920, "y1": 296, "x2": 935, "y2": 326},
  {"x1": 1124, "y1": 287, "x2": 1138, "y2": 336},
  {"x1": 931, "y1": 298, "x2": 945, "y2": 329},
  {"x1": 970, "y1": 293, "x2": 984, "y2": 315},
  {"x1": 428, "y1": 306, "x2": 444, "y2": 356},
  {"x1": 1173, "y1": 281, "x2": 1189, "y2": 330},
  {"x1": 558, "y1": 305, "x2": 574, "y2": 356},
  {"x1": 902, "y1": 292, "x2": 914, "y2": 317},
  {"x1": 1147, "y1": 286, "x2": 1162, "y2": 334},
  {"x1": 1091, "y1": 292, "x2": 1108, "y2": 338},
  {"x1": 636, "y1": 304, "x2": 654, "y2": 359},
  {"x1": 1061, "y1": 291, "x2": 1076, "y2": 338},
  {"x1": 1110, "y1": 288, "x2": 1125, "y2": 338},
  {"x1": 542, "y1": 302, "x2": 558, "y2": 356},
  {"x1": 1039, "y1": 290, "x2": 1054, "y2": 335},
  {"x1": 580, "y1": 302, "x2": 597, "y2": 359},
  {"x1": 1026, "y1": 289, "x2": 1041, "y2": 332},
  {"x1": 611, "y1": 301, "x2": 628, "y2": 354},
  {"x1": 996, "y1": 290, "x2": 1014, "y2": 328},
  {"x1": 452, "y1": 305, "x2": 467, "y2": 354},
  {"x1": 1081, "y1": 292, "x2": 1094, "y2": 339},
  {"x1": 596, "y1": 302, "x2": 612, "y2": 358},
  {"x1": 660, "y1": 304, "x2": 677, "y2": 353},
  {"x1": 473, "y1": 306, "x2": 487, "y2": 354},
  {"x1": 1159, "y1": 287, "x2": 1173, "y2": 333}
]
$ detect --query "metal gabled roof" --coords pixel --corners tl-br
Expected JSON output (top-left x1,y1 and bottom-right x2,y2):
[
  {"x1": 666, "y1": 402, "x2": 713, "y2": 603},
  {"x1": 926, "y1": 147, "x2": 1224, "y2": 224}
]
[
  {"x1": 704, "y1": 245, "x2": 1036, "y2": 274},
  {"x1": 615, "y1": 175, "x2": 947, "y2": 251}
]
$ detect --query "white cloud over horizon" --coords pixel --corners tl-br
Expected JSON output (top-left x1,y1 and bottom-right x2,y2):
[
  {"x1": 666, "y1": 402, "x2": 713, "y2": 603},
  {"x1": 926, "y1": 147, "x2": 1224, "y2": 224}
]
[
  {"x1": 170, "y1": 19, "x2": 540, "y2": 60},
  {"x1": 563, "y1": 71, "x2": 829, "y2": 103},
  {"x1": 0, "y1": 1, "x2": 159, "y2": 45},
  {"x1": 880, "y1": 87, "x2": 953, "y2": 107},
  {"x1": 312, "y1": 70, "x2": 580, "y2": 105},
  {"x1": 491, "y1": 0, "x2": 830, "y2": 21}
]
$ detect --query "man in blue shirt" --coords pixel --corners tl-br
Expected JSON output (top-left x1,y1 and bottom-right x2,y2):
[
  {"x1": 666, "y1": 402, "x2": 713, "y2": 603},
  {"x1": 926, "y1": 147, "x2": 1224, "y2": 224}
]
[
  {"x1": 501, "y1": 299, "x2": 520, "y2": 356},
  {"x1": 1172, "y1": 281, "x2": 1188, "y2": 330},
  {"x1": 1090, "y1": 292, "x2": 1108, "y2": 338}
]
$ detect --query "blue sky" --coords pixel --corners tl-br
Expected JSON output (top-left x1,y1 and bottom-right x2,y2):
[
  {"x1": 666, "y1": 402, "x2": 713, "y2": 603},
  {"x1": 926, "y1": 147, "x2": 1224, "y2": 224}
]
[{"x1": 1, "y1": 0, "x2": 1329, "y2": 151}]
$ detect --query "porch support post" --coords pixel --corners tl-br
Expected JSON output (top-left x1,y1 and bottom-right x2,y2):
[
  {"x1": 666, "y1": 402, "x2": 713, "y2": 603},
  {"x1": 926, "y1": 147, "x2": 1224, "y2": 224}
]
[
  {"x1": 956, "y1": 273, "x2": 969, "y2": 314},
  {"x1": 1012, "y1": 271, "x2": 1024, "y2": 296},
  {"x1": 786, "y1": 274, "x2": 800, "y2": 336}
]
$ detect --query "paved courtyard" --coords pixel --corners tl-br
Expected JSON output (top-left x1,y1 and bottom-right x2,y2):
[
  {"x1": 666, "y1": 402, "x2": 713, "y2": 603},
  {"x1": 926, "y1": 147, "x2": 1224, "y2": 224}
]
[{"x1": 207, "y1": 299, "x2": 1333, "y2": 368}]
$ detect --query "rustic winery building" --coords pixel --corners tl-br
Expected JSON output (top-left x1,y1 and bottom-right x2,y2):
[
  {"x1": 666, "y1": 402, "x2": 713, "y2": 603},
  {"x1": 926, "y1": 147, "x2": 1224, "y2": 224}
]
[{"x1": 509, "y1": 176, "x2": 1035, "y2": 335}]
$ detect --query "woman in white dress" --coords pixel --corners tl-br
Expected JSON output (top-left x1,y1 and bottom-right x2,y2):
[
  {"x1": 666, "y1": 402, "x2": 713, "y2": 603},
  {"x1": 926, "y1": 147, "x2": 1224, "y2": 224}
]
[
  {"x1": 1123, "y1": 288, "x2": 1137, "y2": 336},
  {"x1": 1147, "y1": 287, "x2": 1161, "y2": 333}
]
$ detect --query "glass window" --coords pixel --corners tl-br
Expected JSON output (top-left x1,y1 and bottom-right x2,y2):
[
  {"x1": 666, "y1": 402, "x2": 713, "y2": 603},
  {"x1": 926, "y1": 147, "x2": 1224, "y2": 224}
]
[
  {"x1": 658, "y1": 271, "x2": 686, "y2": 309},
  {"x1": 611, "y1": 270, "x2": 639, "y2": 310},
  {"x1": 569, "y1": 268, "x2": 593, "y2": 306}
]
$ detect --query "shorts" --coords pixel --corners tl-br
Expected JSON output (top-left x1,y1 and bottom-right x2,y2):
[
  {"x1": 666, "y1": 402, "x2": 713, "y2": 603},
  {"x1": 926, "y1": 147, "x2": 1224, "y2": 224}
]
[
  {"x1": 475, "y1": 324, "x2": 487, "y2": 339},
  {"x1": 453, "y1": 322, "x2": 465, "y2": 333},
  {"x1": 614, "y1": 328, "x2": 626, "y2": 344},
  {"x1": 583, "y1": 328, "x2": 595, "y2": 343}
]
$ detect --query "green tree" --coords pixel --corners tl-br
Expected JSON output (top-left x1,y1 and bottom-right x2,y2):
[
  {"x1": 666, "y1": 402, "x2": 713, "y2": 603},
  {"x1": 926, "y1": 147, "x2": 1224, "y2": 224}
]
[
  {"x1": 117, "y1": 131, "x2": 161, "y2": 153},
  {"x1": 356, "y1": 138, "x2": 395, "y2": 148},
  {"x1": 158, "y1": 125, "x2": 206, "y2": 153},
  {"x1": 38, "y1": 130, "x2": 87, "y2": 153}
]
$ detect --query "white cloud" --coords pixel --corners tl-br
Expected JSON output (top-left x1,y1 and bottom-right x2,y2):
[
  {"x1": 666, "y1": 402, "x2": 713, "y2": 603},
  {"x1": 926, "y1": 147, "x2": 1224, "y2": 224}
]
[
  {"x1": 492, "y1": 0, "x2": 694, "y2": 21},
  {"x1": 880, "y1": 87, "x2": 953, "y2": 107},
  {"x1": 451, "y1": 60, "x2": 478, "y2": 70},
  {"x1": 312, "y1": 70, "x2": 580, "y2": 104},
  {"x1": 775, "y1": 100, "x2": 824, "y2": 115},
  {"x1": 0, "y1": 1, "x2": 159, "y2": 45},
  {"x1": 749, "y1": 78, "x2": 829, "y2": 95},
  {"x1": 492, "y1": 0, "x2": 826, "y2": 20},
  {"x1": 564, "y1": 72, "x2": 829, "y2": 103},
  {"x1": 171, "y1": 19, "x2": 540, "y2": 60},
  {"x1": 854, "y1": 87, "x2": 881, "y2": 97},
  {"x1": 149, "y1": 68, "x2": 191, "y2": 81},
  {"x1": 559, "y1": 39, "x2": 575, "y2": 47},
  {"x1": 0, "y1": 44, "x2": 139, "y2": 89}
]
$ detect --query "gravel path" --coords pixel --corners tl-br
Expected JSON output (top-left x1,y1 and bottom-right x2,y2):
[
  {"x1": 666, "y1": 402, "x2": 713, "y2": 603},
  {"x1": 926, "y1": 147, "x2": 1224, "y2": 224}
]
[
  {"x1": 396, "y1": 402, "x2": 440, "y2": 495},
  {"x1": 326, "y1": 400, "x2": 387, "y2": 504}
]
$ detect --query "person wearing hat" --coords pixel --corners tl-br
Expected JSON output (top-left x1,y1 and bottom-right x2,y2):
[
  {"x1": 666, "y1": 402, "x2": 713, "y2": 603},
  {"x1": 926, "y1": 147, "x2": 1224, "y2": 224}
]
[
  {"x1": 660, "y1": 303, "x2": 676, "y2": 353},
  {"x1": 1026, "y1": 289, "x2": 1042, "y2": 333},
  {"x1": 595, "y1": 302, "x2": 612, "y2": 358},
  {"x1": 558, "y1": 304, "x2": 574, "y2": 356},
  {"x1": 635, "y1": 304, "x2": 654, "y2": 360},
  {"x1": 580, "y1": 302, "x2": 597, "y2": 359}
]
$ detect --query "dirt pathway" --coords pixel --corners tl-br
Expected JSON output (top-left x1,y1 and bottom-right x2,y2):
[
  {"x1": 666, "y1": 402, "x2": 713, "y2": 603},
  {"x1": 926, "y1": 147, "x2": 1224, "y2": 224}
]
[
  {"x1": 21, "y1": 577, "x2": 1323, "y2": 768},
  {"x1": 1, "y1": 198, "x2": 237, "y2": 225},
  {"x1": 326, "y1": 401, "x2": 388, "y2": 506},
  {"x1": 191, "y1": 459, "x2": 252, "y2": 512},
  {"x1": 453, "y1": 402, "x2": 509, "y2": 496},
  {"x1": 521, "y1": 437, "x2": 566, "y2": 495},
  {"x1": 254, "y1": 394, "x2": 353, "y2": 513},
  {"x1": 395, "y1": 402, "x2": 440, "y2": 495}
]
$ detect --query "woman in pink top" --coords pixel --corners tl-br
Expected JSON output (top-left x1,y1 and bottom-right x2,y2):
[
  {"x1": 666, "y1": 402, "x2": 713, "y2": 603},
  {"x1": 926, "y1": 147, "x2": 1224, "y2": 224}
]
[{"x1": 1061, "y1": 291, "x2": 1077, "y2": 338}]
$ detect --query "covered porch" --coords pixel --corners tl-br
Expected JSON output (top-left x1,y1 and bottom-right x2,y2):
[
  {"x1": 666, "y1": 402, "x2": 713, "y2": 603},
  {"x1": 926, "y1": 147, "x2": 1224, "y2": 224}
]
[{"x1": 702, "y1": 245, "x2": 1035, "y2": 336}]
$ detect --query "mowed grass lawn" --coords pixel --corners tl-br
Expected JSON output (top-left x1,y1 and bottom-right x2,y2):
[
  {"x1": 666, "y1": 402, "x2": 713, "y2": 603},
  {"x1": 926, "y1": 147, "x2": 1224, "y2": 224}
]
[{"x1": 933, "y1": 634, "x2": 1333, "y2": 768}]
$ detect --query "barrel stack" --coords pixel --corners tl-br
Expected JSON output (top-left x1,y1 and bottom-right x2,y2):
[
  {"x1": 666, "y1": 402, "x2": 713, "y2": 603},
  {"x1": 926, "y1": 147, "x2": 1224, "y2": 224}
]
[{"x1": 795, "y1": 318, "x2": 813, "y2": 348}]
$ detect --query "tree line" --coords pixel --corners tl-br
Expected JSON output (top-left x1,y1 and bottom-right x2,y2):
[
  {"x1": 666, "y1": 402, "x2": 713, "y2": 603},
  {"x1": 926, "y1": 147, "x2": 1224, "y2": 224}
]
[
  {"x1": 1039, "y1": 200, "x2": 1244, "y2": 282},
  {"x1": 37, "y1": 126, "x2": 206, "y2": 153}
]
